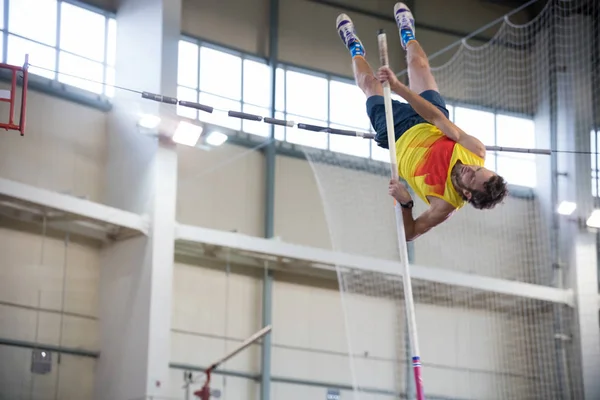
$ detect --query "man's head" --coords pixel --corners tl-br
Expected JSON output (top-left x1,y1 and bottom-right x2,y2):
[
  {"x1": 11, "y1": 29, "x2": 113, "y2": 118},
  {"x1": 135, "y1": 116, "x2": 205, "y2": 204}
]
[{"x1": 452, "y1": 163, "x2": 508, "y2": 210}]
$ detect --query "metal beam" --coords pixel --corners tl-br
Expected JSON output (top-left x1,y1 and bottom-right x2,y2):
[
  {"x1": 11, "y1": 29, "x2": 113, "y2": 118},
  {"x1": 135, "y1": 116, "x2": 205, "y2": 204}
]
[
  {"x1": 0, "y1": 178, "x2": 149, "y2": 237},
  {"x1": 170, "y1": 363, "x2": 468, "y2": 400},
  {"x1": 260, "y1": 0, "x2": 279, "y2": 398},
  {"x1": 0, "y1": 337, "x2": 99, "y2": 358},
  {"x1": 175, "y1": 224, "x2": 575, "y2": 306},
  {"x1": 305, "y1": 0, "x2": 494, "y2": 43}
]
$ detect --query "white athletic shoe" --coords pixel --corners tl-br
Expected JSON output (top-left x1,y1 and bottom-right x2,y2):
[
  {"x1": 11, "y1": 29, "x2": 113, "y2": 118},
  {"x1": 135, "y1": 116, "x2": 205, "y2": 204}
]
[
  {"x1": 394, "y1": 2, "x2": 416, "y2": 49},
  {"x1": 336, "y1": 13, "x2": 366, "y2": 57}
]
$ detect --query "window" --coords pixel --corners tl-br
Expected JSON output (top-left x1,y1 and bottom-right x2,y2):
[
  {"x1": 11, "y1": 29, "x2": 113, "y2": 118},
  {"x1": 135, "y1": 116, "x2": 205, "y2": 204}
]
[
  {"x1": 454, "y1": 106, "x2": 496, "y2": 170},
  {"x1": 328, "y1": 79, "x2": 370, "y2": 157},
  {"x1": 286, "y1": 70, "x2": 328, "y2": 121},
  {"x1": 200, "y1": 46, "x2": 241, "y2": 101},
  {"x1": 60, "y1": 2, "x2": 105, "y2": 62},
  {"x1": 9, "y1": 0, "x2": 57, "y2": 46},
  {"x1": 495, "y1": 114, "x2": 536, "y2": 187},
  {"x1": 4, "y1": 0, "x2": 115, "y2": 96}
]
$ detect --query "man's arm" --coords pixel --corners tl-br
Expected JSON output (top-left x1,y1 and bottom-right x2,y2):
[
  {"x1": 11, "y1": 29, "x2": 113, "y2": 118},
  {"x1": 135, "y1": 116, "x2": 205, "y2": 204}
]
[
  {"x1": 401, "y1": 200, "x2": 454, "y2": 241},
  {"x1": 389, "y1": 180, "x2": 455, "y2": 241},
  {"x1": 377, "y1": 67, "x2": 486, "y2": 159}
]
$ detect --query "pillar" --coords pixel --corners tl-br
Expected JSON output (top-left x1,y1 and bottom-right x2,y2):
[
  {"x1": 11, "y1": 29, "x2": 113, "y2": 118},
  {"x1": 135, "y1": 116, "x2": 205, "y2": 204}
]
[
  {"x1": 95, "y1": 0, "x2": 181, "y2": 398},
  {"x1": 571, "y1": 232, "x2": 600, "y2": 399}
]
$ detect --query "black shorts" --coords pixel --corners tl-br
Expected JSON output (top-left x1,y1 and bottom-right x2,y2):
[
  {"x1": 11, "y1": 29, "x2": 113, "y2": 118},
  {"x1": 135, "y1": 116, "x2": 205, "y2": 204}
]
[{"x1": 366, "y1": 90, "x2": 450, "y2": 149}]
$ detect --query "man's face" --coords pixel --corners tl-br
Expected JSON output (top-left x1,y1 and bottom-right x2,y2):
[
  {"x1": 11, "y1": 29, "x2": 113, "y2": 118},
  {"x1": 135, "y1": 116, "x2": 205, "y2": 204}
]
[{"x1": 458, "y1": 165, "x2": 497, "y2": 198}]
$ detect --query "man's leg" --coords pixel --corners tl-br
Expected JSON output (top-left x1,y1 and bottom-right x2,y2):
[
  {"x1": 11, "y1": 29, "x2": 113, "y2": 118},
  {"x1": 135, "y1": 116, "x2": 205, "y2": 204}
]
[
  {"x1": 336, "y1": 14, "x2": 383, "y2": 98},
  {"x1": 394, "y1": 3, "x2": 439, "y2": 94}
]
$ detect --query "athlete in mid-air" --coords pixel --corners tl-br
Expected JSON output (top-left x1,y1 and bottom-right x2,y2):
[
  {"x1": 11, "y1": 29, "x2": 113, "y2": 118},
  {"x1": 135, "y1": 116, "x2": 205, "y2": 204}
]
[{"x1": 336, "y1": 2, "x2": 508, "y2": 241}]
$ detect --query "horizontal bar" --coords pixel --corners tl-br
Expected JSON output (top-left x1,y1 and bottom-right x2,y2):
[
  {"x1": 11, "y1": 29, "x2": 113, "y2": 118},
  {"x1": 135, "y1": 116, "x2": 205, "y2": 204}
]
[
  {"x1": 178, "y1": 100, "x2": 213, "y2": 113},
  {"x1": 0, "y1": 337, "x2": 99, "y2": 358},
  {"x1": 297, "y1": 123, "x2": 328, "y2": 132},
  {"x1": 264, "y1": 117, "x2": 293, "y2": 127},
  {"x1": 176, "y1": 224, "x2": 575, "y2": 306},
  {"x1": 486, "y1": 146, "x2": 552, "y2": 155},
  {"x1": 141, "y1": 92, "x2": 178, "y2": 104},
  {"x1": 0, "y1": 177, "x2": 149, "y2": 235},
  {"x1": 228, "y1": 110, "x2": 262, "y2": 121},
  {"x1": 171, "y1": 363, "x2": 466, "y2": 399}
]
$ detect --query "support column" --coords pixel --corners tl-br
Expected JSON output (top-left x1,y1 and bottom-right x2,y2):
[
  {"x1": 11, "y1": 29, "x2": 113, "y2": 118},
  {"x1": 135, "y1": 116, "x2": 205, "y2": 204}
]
[
  {"x1": 96, "y1": 0, "x2": 181, "y2": 399},
  {"x1": 260, "y1": 0, "x2": 279, "y2": 399},
  {"x1": 571, "y1": 232, "x2": 600, "y2": 399}
]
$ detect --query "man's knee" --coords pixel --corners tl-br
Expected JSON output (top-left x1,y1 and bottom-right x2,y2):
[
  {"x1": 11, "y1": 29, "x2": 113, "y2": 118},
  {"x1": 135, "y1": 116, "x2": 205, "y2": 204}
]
[
  {"x1": 409, "y1": 55, "x2": 429, "y2": 71},
  {"x1": 358, "y1": 73, "x2": 382, "y2": 97}
]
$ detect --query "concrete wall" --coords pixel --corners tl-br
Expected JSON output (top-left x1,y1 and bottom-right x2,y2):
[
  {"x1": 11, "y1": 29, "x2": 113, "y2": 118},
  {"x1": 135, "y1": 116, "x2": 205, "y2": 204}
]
[
  {"x1": 0, "y1": 224, "x2": 100, "y2": 399},
  {"x1": 181, "y1": 0, "x2": 531, "y2": 78},
  {"x1": 0, "y1": 86, "x2": 107, "y2": 203},
  {"x1": 166, "y1": 261, "x2": 559, "y2": 399}
]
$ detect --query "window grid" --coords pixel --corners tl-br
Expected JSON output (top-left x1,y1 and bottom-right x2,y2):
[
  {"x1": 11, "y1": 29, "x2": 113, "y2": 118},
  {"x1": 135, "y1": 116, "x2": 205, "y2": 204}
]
[
  {"x1": 2, "y1": 0, "x2": 115, "y2": 96},
  {"x1": 179, "y1": 38, "x2": 537, "y2": 187}
]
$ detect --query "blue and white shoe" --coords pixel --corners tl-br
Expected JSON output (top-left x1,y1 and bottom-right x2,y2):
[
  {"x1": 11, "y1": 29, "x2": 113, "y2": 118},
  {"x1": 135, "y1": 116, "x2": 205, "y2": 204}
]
[
  {"x1": 394, "y1": 2, "x2": 416, "y2": 49},
  {"x1": 336, "y1": 14, "x2": 366, "y2": 58}
]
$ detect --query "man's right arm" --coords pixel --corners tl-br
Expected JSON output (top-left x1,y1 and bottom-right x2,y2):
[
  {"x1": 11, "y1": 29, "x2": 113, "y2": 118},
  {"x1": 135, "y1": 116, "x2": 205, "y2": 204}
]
[{"x1": 401, "y1": 201, "x2": 454, "y2": 241}]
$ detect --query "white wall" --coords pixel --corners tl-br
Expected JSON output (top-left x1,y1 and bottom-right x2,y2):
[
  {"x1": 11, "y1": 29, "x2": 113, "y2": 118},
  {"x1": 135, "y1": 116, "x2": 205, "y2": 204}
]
[
  {"x1": 0, "y1": 86, "x2": 107, "y2": 204},
  {"x1": 180, "y1": 0, "x2": 530, "y2": 78},
  {"x1": 0, "y1": 225, "x2": 100, "y2": 399},
  {"x1": 168, "y1": 261, "x2": 559, "y2": 399}
]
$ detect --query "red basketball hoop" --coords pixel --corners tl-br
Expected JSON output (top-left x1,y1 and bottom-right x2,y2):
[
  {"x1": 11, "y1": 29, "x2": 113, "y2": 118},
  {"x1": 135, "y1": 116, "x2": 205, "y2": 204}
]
[{"x1": 0, "y1": 54, "x2": 29, "y2": 136}]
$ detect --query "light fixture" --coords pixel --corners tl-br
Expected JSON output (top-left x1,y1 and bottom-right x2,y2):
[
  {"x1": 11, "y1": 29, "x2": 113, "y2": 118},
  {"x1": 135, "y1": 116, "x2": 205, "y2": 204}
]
[
  {"x1": 586, "y1": 209, "x2": 600, "y2": 228},
  {"x1": 138, "y1": 114, "x2": 161, "y2": 129},
  {"x1": 172, "y1": 121, "x2": 203, "y2": 146},
  {"x1": 205, "y1": 131, "x2": 228, "y2": 147},
  {"x1": 557, "y1": 201, "x2": 577, "y2": 216}
]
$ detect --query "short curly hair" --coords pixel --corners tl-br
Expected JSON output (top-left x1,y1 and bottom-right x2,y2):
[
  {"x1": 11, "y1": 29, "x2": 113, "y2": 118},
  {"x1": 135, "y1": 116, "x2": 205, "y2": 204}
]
[{"x1": 466, "y1": 175, "x2": 508, "y2": 210}]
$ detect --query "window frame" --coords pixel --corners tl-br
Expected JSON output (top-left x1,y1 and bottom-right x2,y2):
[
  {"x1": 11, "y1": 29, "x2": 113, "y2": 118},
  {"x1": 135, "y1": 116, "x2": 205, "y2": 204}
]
[
  {"x1": 178, "y1": 36, "x2": 537, "y2": 189},
  {"x1": 2, "y1": 0, "x2": 116, "y2": 97}
]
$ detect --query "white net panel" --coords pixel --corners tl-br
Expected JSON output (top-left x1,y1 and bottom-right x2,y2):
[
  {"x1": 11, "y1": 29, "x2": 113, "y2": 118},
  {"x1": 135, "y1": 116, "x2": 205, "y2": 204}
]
[{"x1": 305, "y1": 0, "x2": 598, "y2": 398}]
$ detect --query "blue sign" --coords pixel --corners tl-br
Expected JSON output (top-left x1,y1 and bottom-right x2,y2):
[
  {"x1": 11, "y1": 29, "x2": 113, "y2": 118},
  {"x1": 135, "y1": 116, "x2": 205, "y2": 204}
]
[{"x1": 327, "y1": 388, "x2": 340, "y2": 400}]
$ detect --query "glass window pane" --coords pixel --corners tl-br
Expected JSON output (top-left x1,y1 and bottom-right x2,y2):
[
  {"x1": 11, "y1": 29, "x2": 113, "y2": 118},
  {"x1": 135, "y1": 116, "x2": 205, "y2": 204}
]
[
  {"x1": 60, "y1": 2, "x2": 105, "y2": 62},
  {"x1": 242, "y1": 104, "x2": 270, "y2": 137},
  {"x1": 285, "y1": 70, "x2": 327, "y2": 120},
  {"x1": 371, "y1": 142, "x2": 390, "y2": 163},
  {"x1": 497, "y1": 156, "x2": 536, "y2": 188},
  {"x1": 199, "y1": 47, "x2": 241, "y2": 100},
  {"x1": 178, "y1": 40, "x2": 199, "y2": 89},
  {"x1": 9, "y1": 0, "x2": 57, "y2": 46},
  {"x1": 0, "y1": 0, "x2": 4, "y2": 30},
  {"x1": 496, "y1": 114, "x2": 535, "y2": 150},
  {"x1": 106, "y1": 66, "x2": 115, "y2": 97},
  {"x1": 177, "y1": 86, "x2": 198, "y2": 120},
  {"x1": 107, "y1": 18, "x2": 117, "y2": 66},
  {"x1": 446, "y1": 104, "x2": 454, "y2": 122},
  {"x1": 593, "y1": 177, "x2": 598, "y2": 198},
  {"x1": 454, "y1": 106, "x2": 495, "y2": 146},
  {"x1": 243, "y1": 59, "x2": 270, "y2": 108},
  {"x1": 329, "y1": 123, "x2": 370, "y2": 158},
  {"x1": 329, "y1": 80, "x2": 370, "y2": 130},
  {"x1": 274, "y1": 111, "x2": 285, "y2": 141},
  {"x1": 275, "y1": 68, "x2": 285, "y2": 111},
  {"x1": 495, "y1": 114, "x2": 536, "y2": 181},
  {"x1": 285, "y1": 114, "x2": 328, "y2": 149},
  {"x1": 58, "y1": 52, "x2": 104, "y2": 94},
  {"x1": 8, "y1": 35, "x2": 55, "y2": 79},
  {"x1": 198, "y1": 92, "x2": 241, "y2": 131}
]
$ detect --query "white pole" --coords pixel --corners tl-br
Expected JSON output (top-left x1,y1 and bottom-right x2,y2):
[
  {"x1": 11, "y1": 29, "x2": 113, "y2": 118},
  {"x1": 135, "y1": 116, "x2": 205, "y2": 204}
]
[{"x1": 377, "y1": 30, "x2": 424, "y2": 400}]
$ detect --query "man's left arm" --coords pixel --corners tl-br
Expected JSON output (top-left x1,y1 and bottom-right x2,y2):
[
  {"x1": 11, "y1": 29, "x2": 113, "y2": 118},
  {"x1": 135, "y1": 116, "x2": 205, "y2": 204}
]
[
  {"x1": 432, "y1": 117, "x2": 486, "y2": 159},
  {"x1": 378, "y1": 66, "x2": 487, "y2": 159}
]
